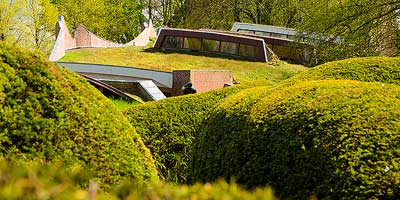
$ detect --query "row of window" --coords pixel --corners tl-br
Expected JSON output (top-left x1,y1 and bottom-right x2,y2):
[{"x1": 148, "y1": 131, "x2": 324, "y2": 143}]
[
  {"x1": 238, "y1": 29, "x2": 297, "y2": 40},
  {"x1": 237, "y1": 29, "x2": 321, "y2": 44},
  {"x1": 161, "y1": 36, "x2": 261, "y2": 58}
]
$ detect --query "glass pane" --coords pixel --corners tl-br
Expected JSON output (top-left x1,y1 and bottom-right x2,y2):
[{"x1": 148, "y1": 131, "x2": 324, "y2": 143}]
[
  {"x1": 202, "y1": 39, "x2": 220, "y2": 52},
  {"x1": 271, "y1": 33, "x2": 285, "y2": 38},
  {"x1": 238, "y1": 29, "x2": 255, "y2": 34},
  {"x1": 288, "y1": 35, "x2": 296, "y2": 40},
  {"x1": 272, "y1": 45, "x2": 290, "y2": 58},
  {"x1": 239, "y1": 44, "x2": 260, "y2": 57},
  {"x1": 184, "y1": 37, "x2": 202, "y2": 50},
  {"x1": 288, "y1": 47, "x2": 304, "y2": 61},
  {"x1": 162, "y1": 36, "x2": 183, "y2": 49},
  {"x1": 220, "y1": 41, "x2": 238, "y2": 55},
  {"x1": 255, "y1": 31, "x2": 271, "y2": 36}
]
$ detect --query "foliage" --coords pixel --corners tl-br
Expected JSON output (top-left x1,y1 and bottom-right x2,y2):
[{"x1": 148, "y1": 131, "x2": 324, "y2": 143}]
[
  {"x1": 191, "y1": 80, "x2": 400, "y2": 199},
  {"x1": 116, "y1": 180, "x2": 276, "y2": 200},
  {"x1": 53, "y1": 0, "x2": 145, "y2": 43},
  {"x1": 0, "y1": 159, "x2": 97, "y2": 200},
  {"x1": 184, "y1": 0, "x2": 304, "y2": 30},
  {"x1": 123, "y1": 85, "x2": 264, "y2": 183},
  {"x1": 60, "y1": 46, "x2": 307, "y2": 84},
  {"x1": 0, "y1": 0, "x2": 20, "y2": 42},
  {"x1": 0, "y1": 43, "x2": 158, "y2": 189},
  {"x1": 144, "y1": 0, "x2": 190, "y2": 27},
  {"x1": 297, "y1": 0, "x2": 400, "y2": 63},
  {"x1": 0, "y1": 0, "x2": 58, "y2": 53},
  {"x1": 283, "y1": 56, "x2": 400, "y2": 86},
  {"x1": 21, "y1": 0, "x2": 58, "y2": 52},
  {"x1": 0, "y1": 159, "x2": 276, "y2": 200}
]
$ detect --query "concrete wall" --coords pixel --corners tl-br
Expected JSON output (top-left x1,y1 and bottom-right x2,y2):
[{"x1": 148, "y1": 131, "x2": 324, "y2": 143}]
[
  {"x1": 50, "y1": 16, "x2": 154, "y2": 61},
  {"x1": 49, "y1": 16, "x2": 77, "y2": 61},
  {"x1": 58, "y1": 62, "x2": 173, "y2": 88},
  {"x1": 172, "y1": 70, "x2": 233, "y2": 96},
  {"x1": 125, "y1": 20, "x2": 157, "y2": 47}
]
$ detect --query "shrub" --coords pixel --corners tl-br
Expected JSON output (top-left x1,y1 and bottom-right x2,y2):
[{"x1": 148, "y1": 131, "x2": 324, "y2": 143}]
[
  {"x1": 284, "y1": 56, "x2": 400, "y2": 86},
  {"x1": 117, "y1": 180, "x2": 276, "y2": 200},
  {"x1": 0, "y1": 159, "x2": 276, "y2": 200},
  {"x1": 0, "y1": 43, "x2": 158, "y2": 188},
  {"x1": 191, "y1": 80, "x2": 400, "y2": 199},
  {"x1": 123, "y1": 84, "x2": 267, "y2": 183},
  {"x1": 0, "y1": 159, "x2": 94, "y2": 200}
]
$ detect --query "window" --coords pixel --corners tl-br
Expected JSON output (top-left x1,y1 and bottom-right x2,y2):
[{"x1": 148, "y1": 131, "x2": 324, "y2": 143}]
[
  {"x1": 272, "y1": 45, "x2": 290, "y2": 58},
  {"x1": 202, "y1": 39, "x2": 220, "y2": 52},
  {"x1": 162, "y1": 36, "x2": 183, "y2": 49},
  {"x1": 288, "y1": 47, "x2": 304, "y2": 61},
  {"x1": 184, "y1": 37, "x2": 202, "y2": 50},
  {"x1": 238, "y1": 29, "x2": 255, "y2": 34},
  {"x1": 220, "y1": 41, "x2": 238, "y2": 55},
  {"x1": 255, "y1": 31, "x2": 271, "y2": 36},
  {"x1": 239, "y1": 44, "x2": 260, "y2": 58},
  {"x1": 288, "y1": 35, "x2": 296, "y2": 40},
  {"x1": 271, "y1": 33, "x2": 285, "y2": 38}
]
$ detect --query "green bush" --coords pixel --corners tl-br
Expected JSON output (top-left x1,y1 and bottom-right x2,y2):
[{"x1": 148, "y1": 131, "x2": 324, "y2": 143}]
[
  {"x1": 124, "y1": 84, "x2": 266, "y2": 183},
  {"x1": 0, "y1": 43, "x2": 158, "y2": 188},
  {"x1": 284, "y1": 56, "x2": 400, "y2": 86},
  {"x1": 117, "y1": 180, "x2": 276, "y2": 200},
  {"x1": 0, "y1": 159, "x2": 276, "y2": 200},
  {"x1": 191, "y1": 80, "x2": 400, "y2": 199}
]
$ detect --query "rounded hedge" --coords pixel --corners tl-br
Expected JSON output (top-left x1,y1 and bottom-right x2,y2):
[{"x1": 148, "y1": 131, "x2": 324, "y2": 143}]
[
  {"x1": 191, "y1": 80, "x2": 400, "y2": 199},
  {"x1": 0, "y1": 43, "x2": 158, "y2": 188},
  {"x1": 124, "y1": 84, "x2": 258, "y2": 183},
  {"x1": 0, "y1": 159, "x2": 276, "y2": 200},
  {"x1": 285, "y1": 56, "x2": 400, "y2": 86}
]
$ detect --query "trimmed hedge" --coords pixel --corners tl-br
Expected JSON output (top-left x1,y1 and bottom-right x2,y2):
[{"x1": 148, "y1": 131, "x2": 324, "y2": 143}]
[
  {"x1": 123, "y1": 83, "x2": 270, "y2": 183},
  {"x1": 0, "y1": 43, "x2": 158, "y2": 188},
  {"x1": 191, "y1": 80, "x2": 400, "y2": 199},
  {"x1": 0, "y1": 159, "x2": 276, "y2": 200},
  {"x1": 284, "y1": 56, "x2": 400, "y2": 86}
]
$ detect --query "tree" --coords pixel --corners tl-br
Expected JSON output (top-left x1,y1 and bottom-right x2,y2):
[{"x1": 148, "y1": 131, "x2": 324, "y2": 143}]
[
  {"x1": 20, "y1": 0, "x2": 58, "y2": 51},
  {"x1": 0, "y1": 0, "x2": 57, "y2": 53},
  {"x1": 183, "y1": 0, "x2": 305, "y2": 30},
  {"x1": 297, "y1": 0, "x2": 400, "y2": 62},
  {"x1": 0, "y1": 0, "x2": 21, "y2": 42},
  {"x1": 53, "y1": 0, "x2": 144, "y2": 43},
  {"x1": 102, "y1": 0, "x2": 144, "y2": 43},
  {"x1": 144, "y1": 0, "x2": 190, "y2": 27}
]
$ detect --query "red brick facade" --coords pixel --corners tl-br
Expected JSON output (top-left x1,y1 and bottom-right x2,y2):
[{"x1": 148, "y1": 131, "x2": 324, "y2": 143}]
[
  {"x1": 172, "y1": 70, "x2": 233, "y2": 96},
  {"x1": 75, "y1": 25, "x2": 122, "y2": 48}
]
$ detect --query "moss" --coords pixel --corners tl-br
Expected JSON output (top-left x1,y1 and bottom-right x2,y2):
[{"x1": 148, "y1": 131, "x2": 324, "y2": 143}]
[
  {"x1": 191, "y1": 80, "x2": 400, "y2": 199},
  {"x1": 124, "y1": 83, "x2": 268, "y2": 183},
  {"x1": 0, "y1": 43, "x2": 158, "y2": 189}
]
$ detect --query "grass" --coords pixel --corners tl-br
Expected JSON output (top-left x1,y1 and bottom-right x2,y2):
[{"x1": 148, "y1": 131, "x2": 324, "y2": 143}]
[
  {"x1": 61, "y1": 46, "x2": 307, "y2": 83},
  {"x1": 110, "y1": 98, "x2": 142, "y2": 111}
]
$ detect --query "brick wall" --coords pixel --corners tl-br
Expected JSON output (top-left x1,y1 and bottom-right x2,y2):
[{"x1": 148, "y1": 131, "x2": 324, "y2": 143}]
[
  {"x1": 50, "y1": 16, "x2": 153, "y2": 61},
  {"x1": 172, "y1": 70, "x2": 191, "y2": 96},
  {"x1": 172, "y1": 70, "x2": 233, "y2": 96},
  {"x1": 75, "y1": 25, "x2": 123, "y2": 48}
]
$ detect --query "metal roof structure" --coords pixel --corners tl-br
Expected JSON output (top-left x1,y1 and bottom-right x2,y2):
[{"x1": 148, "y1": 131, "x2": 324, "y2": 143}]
[{"x1": 154, "y1": 28, "x2": 269, "y2": 62}]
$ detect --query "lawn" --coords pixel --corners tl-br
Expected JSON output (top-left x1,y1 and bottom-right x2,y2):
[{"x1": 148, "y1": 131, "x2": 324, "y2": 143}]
[{"x1": 60, "y1": 46, "x2": 307, "y2": 83}]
